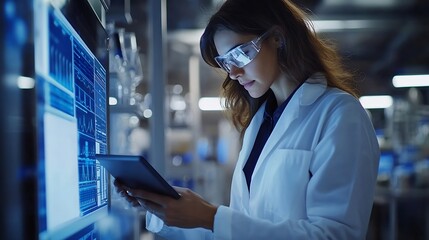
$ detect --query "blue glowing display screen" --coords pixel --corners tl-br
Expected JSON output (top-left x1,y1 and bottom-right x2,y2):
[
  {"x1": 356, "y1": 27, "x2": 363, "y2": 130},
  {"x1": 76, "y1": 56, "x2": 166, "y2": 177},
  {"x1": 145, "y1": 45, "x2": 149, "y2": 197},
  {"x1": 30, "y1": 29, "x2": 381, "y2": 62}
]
[{"x1": 36, "y1": 3, "x2": 108, "y2": 239}]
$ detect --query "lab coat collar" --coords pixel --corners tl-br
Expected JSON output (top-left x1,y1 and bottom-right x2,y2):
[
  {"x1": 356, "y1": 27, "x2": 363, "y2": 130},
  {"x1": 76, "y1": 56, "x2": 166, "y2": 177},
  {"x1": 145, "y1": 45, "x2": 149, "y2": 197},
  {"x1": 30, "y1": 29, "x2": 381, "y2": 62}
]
[
  {"x1": 299, "y1": 72, "x2": 327, "y2": 106},
  {"x1": 240, "y1": 73, "x2": 328, "y2": 194}
]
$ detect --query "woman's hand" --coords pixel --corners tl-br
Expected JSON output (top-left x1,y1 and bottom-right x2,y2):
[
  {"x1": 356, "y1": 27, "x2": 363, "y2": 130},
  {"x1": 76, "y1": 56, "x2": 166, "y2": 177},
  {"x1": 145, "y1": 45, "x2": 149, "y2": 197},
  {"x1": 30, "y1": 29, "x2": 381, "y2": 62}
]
[
  {"x1": 114, "y1": 180, "x2": 143, "y2": 208},
  {"x1": 113, "y1": 179, "x2": 218, "y2": 230}
]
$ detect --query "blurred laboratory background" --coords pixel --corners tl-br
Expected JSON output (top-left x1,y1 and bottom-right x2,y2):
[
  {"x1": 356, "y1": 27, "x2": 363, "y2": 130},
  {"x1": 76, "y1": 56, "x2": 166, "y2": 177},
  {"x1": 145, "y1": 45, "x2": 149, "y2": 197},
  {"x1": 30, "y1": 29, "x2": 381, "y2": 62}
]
[{"x1": 1, "y1": 0, "x2": 429, "y2": 239}]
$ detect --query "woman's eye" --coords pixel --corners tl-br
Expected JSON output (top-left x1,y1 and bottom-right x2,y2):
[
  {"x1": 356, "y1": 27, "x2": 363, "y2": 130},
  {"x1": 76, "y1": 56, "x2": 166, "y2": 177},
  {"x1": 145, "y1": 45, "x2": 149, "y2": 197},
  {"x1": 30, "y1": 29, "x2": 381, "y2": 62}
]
[
  {"x1": 226, "y1": 59, "x2": 234, "y2": 66},
  {"x1": 239, "y1": 47, "x2": 252, "y2": 57}
]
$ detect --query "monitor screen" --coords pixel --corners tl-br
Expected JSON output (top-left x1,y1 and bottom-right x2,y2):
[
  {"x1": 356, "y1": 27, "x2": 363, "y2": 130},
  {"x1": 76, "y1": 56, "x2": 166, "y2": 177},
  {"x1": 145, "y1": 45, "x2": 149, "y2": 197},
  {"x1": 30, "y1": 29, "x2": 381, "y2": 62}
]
[{"x1": 34, "y1": 0, "x2": 109, "y2": 239}]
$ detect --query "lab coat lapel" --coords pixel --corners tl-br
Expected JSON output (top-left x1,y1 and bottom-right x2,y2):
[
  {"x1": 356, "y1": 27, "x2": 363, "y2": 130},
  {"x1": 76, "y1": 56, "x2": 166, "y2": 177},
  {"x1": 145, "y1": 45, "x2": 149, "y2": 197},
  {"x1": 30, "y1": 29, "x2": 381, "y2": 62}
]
[
  {"x1": 251, "y1": 73, "x2": 328, "y2": 178},
  {"x1": 235, "y1": 103, "x2": 266, "y2": 207},
  {"x1": 237, "y1": 102, "x2": 266, "y2": 169},
  {"x1": 253, "y1": 93, "x2": 301, "y2": 173}
]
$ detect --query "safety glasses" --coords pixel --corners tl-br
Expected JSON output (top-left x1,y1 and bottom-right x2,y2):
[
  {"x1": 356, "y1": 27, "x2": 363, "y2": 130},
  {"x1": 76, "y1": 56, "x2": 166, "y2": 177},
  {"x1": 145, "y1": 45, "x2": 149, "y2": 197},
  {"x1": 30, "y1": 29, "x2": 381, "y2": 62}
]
[{"x1": 214, "y1": 29, "x2": 273, "y2": 73}]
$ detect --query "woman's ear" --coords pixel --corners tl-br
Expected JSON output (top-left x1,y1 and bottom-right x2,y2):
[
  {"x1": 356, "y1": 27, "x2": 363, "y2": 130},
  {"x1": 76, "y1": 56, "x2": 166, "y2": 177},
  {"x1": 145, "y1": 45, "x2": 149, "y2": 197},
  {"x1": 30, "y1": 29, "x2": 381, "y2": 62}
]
[
  {"x1": 274, "y1": 33, "x2": 285, "y2": 48},
  {"x1": 272, "y1": 28, "x2": 286, "y2": 49}
]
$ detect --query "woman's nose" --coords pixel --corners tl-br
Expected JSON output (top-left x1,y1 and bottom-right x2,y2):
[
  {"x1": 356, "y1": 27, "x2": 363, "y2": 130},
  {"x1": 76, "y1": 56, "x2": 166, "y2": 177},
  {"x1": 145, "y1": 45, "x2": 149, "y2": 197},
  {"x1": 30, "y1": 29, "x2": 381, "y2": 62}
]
[{"x1": 228, "y1": 65, "x2": 243, "y2": 80}]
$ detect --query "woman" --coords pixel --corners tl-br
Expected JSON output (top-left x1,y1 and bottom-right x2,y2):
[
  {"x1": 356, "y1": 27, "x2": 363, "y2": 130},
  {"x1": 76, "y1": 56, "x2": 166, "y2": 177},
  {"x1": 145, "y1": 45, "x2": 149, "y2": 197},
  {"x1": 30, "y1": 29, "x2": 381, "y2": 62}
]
[{"x1": 116, "y1": 0, "x2": 380, "y2": 239}]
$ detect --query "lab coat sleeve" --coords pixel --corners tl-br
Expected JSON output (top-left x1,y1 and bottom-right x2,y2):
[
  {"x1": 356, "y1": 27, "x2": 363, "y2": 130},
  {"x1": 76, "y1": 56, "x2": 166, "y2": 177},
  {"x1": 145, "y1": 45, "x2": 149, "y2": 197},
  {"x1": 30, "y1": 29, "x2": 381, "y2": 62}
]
[
  {"x1": 145, "y1": 211, "x2": 214, "y2": 240},
  {"x1": 212, "y1": 97, "x2": 380, "y2": 240}
]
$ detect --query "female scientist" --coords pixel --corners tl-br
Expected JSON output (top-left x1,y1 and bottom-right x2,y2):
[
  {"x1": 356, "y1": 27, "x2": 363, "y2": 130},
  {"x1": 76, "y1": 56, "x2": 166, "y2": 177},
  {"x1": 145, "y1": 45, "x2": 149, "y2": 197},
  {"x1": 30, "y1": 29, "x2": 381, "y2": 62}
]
[{"x1": 116, "y1": 0, "x2": 380, "y2": 239}]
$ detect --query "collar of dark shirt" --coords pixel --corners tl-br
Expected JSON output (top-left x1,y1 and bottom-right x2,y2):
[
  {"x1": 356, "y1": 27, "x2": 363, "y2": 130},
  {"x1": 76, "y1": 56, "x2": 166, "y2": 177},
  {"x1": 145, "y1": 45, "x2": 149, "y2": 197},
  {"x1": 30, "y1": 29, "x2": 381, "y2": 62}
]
[
  {"x1": 263, "y1": 90, "x2": 278, "y2": 121},
  {"x1": 263, "y1": 80, "x2": 306, "y2": 127}
]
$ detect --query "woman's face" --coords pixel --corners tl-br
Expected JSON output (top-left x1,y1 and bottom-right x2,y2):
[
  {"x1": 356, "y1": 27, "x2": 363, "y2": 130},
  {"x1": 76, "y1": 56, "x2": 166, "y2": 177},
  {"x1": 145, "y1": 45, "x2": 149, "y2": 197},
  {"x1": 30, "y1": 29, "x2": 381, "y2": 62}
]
[{"x1": 214, "y1": 29, "x2": 282, "y2": 98}]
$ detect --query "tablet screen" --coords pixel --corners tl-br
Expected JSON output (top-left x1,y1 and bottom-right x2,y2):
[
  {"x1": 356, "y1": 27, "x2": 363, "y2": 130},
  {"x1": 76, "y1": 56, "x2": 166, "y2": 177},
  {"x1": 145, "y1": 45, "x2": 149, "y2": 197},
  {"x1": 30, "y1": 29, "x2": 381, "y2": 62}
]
[{"x1": 96, "y1": 154, "x2": 180, "y2": 199}]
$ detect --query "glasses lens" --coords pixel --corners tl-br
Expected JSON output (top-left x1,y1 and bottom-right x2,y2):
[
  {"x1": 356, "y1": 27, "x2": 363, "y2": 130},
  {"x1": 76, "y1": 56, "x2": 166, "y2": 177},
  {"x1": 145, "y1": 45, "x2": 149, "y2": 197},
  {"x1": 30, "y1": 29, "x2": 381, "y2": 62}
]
[
  {"x1": 215, "y1": 43, "x2": 258, "y2": 73},
  {"x1": 214, "y1": 28, "x2": 275, "y2": 73},
  {"x1": 215, "y1": 55, "x2": 231, "y2": 72},
  {"x1": 233, "y1": 43, "x2": 258, "y2": 65}
]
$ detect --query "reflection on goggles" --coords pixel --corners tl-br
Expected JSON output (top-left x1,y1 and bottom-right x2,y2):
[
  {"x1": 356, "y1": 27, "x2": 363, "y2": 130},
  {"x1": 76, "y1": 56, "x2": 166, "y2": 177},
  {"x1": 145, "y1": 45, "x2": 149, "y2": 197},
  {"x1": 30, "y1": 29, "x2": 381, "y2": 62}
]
[{"x1": 215, "y1": 29, "x2": 273, "y2": 73}]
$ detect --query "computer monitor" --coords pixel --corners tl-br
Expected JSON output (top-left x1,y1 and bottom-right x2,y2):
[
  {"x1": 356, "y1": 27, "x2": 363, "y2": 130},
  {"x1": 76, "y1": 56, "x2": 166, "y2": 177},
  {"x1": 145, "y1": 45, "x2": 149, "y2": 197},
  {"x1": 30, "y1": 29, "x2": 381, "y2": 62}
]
[{"x1": 34, "y1": 0, "x2": 109, "y2": 239}]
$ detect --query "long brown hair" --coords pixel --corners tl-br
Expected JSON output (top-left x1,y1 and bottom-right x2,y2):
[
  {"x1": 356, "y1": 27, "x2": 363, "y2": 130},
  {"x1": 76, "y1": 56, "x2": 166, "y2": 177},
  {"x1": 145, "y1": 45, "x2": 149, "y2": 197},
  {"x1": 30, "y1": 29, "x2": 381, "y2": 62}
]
[{"x1": 200, "y1": 0, "x2": 357, "y2": 138}]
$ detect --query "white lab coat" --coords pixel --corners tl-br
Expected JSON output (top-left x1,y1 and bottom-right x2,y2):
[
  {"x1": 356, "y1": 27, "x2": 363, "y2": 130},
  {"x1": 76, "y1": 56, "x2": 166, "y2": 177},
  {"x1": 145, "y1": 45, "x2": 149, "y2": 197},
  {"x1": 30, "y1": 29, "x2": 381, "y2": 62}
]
[{"x1": 145, "y1": 73, "x2": 380, "y2": 240}]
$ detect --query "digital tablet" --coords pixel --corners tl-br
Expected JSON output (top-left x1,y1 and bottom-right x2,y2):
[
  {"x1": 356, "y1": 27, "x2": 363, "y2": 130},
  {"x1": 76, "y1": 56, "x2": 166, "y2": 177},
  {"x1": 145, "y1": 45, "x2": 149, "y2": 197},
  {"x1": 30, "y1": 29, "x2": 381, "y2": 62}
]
[{"x1": 96, "y1": 154, "x2": 181, "y2": 199}]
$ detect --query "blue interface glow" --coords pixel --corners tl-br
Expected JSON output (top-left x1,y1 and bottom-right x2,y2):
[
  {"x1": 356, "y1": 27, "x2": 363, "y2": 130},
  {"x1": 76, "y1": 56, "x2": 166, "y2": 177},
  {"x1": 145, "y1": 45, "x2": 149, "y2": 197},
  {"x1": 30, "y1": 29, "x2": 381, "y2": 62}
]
[{"x1": 37, "y1": 4, "x2": 108, "y2": 236}]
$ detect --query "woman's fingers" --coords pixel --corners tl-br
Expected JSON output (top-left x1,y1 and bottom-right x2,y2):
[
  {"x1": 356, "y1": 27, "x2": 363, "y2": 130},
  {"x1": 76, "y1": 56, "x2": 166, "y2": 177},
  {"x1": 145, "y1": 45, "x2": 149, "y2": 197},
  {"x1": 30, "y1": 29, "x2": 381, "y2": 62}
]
[
  {"x1": 114, "y1": 181, "x2": 181, "y2": 219},
  {"x1": 127, "y1": 188, "x2": 170, "y2": 207},
  {"x1": 136, "y1": 198, "x2": 164, "y2": 217},
  {"x1": 113, "y1": 180, "x2": 167, "y2": 212},
  {"x1": 122, "y1": 186, "x2": 216, "y2": 229},
  {"x1": 113, "y1": 181, "x2": 144, "y2": 208},
  {"x1": 113, "y1": 179, "x2": 129, "y2": 196}
]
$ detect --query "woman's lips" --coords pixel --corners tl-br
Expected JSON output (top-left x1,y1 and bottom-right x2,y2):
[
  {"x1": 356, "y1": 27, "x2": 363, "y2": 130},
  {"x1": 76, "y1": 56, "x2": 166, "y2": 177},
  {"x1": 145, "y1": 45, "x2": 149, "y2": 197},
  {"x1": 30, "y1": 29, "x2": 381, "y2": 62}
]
[{"x1": 242, "y1": 80, "x2": 255, "y2": 89}]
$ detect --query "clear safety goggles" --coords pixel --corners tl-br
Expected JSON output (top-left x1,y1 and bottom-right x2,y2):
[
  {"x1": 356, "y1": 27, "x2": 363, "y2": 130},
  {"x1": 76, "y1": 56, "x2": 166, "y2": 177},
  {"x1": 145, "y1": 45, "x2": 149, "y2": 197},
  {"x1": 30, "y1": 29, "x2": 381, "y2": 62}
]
[{"x1": 214, "y1": 29, "x2": 273, "y2": 73}]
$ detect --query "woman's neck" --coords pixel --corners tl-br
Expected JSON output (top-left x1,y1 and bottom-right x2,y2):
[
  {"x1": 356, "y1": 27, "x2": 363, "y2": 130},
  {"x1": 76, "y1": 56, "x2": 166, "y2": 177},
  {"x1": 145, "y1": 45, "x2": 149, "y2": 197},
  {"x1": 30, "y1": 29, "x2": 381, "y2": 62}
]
[{"x1": 270, "y1": 77, "x2": 299, "y2": 106}]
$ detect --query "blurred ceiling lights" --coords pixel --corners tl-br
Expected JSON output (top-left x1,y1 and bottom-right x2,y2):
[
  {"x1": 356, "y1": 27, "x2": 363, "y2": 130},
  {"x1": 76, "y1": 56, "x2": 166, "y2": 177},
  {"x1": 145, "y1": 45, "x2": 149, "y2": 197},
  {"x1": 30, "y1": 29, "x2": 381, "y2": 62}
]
[
  {"x1": 392, "y1": 75, "x2": 429, "y2": 88},
  {"x1": 359, "y1": 95, "x2": 394, "y2": 109}
]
